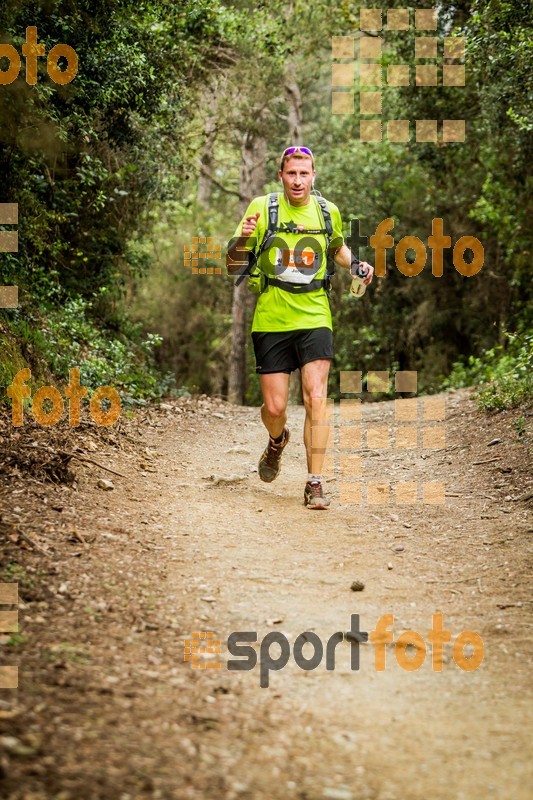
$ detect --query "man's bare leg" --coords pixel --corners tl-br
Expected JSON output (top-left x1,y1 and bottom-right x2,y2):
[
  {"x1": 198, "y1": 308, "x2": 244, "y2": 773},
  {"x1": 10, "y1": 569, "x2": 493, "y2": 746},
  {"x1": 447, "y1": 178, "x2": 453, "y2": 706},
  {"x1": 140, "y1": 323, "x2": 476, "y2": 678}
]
[
  {"x1": 301, "y1": 359, "x2": 331, "y2": 475},
  {"x1": 257, "y1": 372, "x2": 291, "y2": 482},
  {"x1": 259, "y1": 372, "x2": 290, "y2": 439}
]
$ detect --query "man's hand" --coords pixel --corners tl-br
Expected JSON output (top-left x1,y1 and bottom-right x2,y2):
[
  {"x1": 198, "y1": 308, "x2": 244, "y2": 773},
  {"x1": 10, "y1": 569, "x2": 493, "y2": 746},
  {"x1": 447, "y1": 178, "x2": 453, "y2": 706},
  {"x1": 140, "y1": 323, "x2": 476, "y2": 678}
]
[
  {"x1": 358, "y1": 262, "x2": 374, "y2": 286},
  {"x1": 333, "y1": 244, "x2": 375, "y2": 285},
  {"x1": 242, "y1": 212, "x2": 260, "y2": 237},
  {"x1": 226, "y1": 211, "x2": 260, "y2": 274}
]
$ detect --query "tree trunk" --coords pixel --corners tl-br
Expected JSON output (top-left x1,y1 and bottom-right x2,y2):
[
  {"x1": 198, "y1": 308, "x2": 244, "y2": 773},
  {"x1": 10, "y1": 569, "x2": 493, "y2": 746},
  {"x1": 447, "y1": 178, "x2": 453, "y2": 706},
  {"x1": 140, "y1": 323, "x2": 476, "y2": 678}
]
[
  {"x1": 284, "y1": 62, "x2": 303, "y2": 146},
  {"x1": 197, "y1": 91, "x2": 218, "y2": 209},
  {"x1": 284, "y1": 64, "x2": 304, "y2": 405},
  {"x1": 227, "y1": 130, "x2": 266, "y2": 405}
]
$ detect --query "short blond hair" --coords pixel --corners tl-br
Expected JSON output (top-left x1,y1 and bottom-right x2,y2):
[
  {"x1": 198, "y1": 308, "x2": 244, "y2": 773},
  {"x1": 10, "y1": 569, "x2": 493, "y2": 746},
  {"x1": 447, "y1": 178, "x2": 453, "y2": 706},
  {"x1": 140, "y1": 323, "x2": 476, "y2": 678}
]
[{"x1": 279, "y1": 151, "x2": 315, "y2": 172}]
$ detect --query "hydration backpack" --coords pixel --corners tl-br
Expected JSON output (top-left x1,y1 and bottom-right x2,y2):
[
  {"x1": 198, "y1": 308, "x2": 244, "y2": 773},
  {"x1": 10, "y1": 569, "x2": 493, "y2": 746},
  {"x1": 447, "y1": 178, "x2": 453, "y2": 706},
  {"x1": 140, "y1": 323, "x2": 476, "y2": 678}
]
[{"x1": 244, "y1": 193, "x2": 336, "y2": 295}]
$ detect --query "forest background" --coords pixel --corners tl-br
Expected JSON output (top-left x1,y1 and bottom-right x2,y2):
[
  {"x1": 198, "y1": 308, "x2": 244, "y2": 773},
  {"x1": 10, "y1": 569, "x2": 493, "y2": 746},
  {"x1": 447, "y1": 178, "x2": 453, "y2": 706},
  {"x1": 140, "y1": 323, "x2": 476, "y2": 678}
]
[{"x1": 0, "y1": 0, "x2": 531, "y2": 412}]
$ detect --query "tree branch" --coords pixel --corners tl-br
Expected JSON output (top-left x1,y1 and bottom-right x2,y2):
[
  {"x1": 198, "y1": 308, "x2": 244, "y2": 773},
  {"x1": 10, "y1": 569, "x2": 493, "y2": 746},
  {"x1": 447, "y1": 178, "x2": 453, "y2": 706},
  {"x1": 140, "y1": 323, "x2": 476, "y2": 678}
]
[{"x1": 200, "y1": 166, "x2": 243, "y2": 199}]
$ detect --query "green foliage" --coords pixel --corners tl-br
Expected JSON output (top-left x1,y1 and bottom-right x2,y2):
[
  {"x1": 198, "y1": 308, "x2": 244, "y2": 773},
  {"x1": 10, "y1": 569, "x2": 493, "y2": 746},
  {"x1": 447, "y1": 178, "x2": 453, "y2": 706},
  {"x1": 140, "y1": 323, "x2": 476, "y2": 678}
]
[
  {"x1": 38, "y1": 298, "x2": 175, "y2": 404},
  {"x1": 4, "y1": 633, "x2": 28, "y2": 648},
  {"x1": 311, "y1": 0, "x2": 532, "y2": 398},
  {"x1": 476, "y1": 379, "x2": 532, "y2": 413},
  {"x1": 127, "y1": 201, "x2": 234, "y2": 397},
  {"x1": 0, "y1": 0, "x2": 242, "y2": 399},
  {"x1": 0, "y1": 327, "x2": 29, "y2": 394},
  {"x1": 130, "y1": 0, "x2": 532, "y2": 402},
  {"x1": 0, "y1": 563, "x2": 35, "y2": 590},
  {"x1": 513, "y1": 416, "x2": 526, "y2": 439},
  {"x1": 3, "y1": 297, "x2": 174, "y2": 404},
  {"x1": 445, "y1": 330, "x2": 533, "y2": 411},
  {"x1": 1, "y1": 0, "x2": 531, "y2": 406}
]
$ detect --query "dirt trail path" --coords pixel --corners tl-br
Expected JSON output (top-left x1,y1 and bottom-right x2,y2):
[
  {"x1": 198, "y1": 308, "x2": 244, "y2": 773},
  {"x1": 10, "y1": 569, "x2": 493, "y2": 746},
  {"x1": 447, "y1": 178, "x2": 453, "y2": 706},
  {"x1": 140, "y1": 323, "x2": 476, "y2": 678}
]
[{"x1": 1, "y1": 392, "x2": 532, "y2": 800}]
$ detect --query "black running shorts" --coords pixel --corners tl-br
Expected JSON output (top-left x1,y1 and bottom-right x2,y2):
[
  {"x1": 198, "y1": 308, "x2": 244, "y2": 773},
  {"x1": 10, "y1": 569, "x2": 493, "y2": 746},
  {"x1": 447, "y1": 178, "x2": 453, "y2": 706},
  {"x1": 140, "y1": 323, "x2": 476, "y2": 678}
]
[{"x1": 251, "y1": 328, "x2": 334, "y2": 374}]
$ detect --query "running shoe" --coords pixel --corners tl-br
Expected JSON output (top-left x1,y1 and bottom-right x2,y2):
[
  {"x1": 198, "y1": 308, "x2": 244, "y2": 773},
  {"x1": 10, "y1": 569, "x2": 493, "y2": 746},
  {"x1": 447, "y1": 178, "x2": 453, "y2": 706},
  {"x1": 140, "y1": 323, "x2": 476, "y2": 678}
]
[
  {"x1": 258, "y1": 427, "x2": 290, "y2": 482},
  {"x1": 304, "y1": 480, "x2": 330, "y2": 510}
]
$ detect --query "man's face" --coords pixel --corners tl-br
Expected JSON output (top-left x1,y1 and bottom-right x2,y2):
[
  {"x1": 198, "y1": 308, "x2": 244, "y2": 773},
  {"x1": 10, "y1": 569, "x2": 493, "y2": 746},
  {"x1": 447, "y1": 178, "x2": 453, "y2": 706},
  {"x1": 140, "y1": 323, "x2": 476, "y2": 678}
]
[{"x1": 278, "y1": 157, "x2": 315, "y2": 206}]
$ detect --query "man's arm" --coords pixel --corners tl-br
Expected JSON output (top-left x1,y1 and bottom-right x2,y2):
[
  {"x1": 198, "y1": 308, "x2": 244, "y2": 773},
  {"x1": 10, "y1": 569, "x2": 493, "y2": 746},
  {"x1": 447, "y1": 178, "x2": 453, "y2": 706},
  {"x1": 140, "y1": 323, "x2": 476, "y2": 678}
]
[
  {"x1": 327, "y1": 203, "x2": 374, "y2": 285},
  {"x1": 332, "y1": 243, "x2": 374, "y2": 285},
  {"x1": 226, "y1": 211, "x2": 261, "y2": 274},
  {"x1": 226, "y1": 237, "x2": 254, "y2": 275}
]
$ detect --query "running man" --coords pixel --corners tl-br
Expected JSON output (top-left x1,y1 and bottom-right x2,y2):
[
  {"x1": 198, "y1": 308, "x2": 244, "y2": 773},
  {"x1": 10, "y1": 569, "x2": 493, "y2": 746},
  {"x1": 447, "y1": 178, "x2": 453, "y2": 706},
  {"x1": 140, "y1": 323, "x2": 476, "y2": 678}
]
[{"x1": 227, "y1": 146, "x2": 374, "y2": 509}]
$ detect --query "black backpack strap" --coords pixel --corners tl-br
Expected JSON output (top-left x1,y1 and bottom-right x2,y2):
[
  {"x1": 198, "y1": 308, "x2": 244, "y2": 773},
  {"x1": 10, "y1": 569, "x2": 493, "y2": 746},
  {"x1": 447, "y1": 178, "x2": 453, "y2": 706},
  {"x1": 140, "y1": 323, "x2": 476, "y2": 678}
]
[
  {"x1": 315, "y1": 195, "x2": 335, "y2": 292},
  {"x1": 235, "y1": 194, "x2": 278, "y2": 286},
  {"x1": 264, "y1": 276, "x2": 329, "y2": 293},
  {"x1": 262, "y1": 195, "x2": 336, "y2": 297},
  {"x1": 268, "y1": 192, "x2": 279, "y2": 230},
  {"x1": 257, "y1": 193, "x2": 279, "y2": 256},
  {"x1": 238, "y1": 194, "x2": 336, "y2": 296},
  {"x1": 247, "y1": 193, "x2": 279, "y2": 293},
  {"x1": 315, "y1": 196, "x2": 333, "y2": 240}
]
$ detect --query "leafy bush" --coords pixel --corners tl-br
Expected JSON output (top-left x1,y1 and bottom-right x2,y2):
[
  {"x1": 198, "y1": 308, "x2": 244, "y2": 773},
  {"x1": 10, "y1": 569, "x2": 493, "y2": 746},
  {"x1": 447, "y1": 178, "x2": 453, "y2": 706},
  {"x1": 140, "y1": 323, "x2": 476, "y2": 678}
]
[
  {"x1": 444, "y1": 330, "x2": 533, "y2": 411},
  {"x1": 4, "y1": 297, "x2": 175, "y2": 406}
]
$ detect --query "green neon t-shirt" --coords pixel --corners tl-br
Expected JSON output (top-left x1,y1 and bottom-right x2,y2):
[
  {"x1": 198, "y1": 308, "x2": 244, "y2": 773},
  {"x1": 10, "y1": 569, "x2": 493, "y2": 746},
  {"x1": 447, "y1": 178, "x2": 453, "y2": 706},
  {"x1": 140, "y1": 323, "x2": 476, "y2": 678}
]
[{"x1": 231, "y1": 193, "x2": 344, "y2": 333}]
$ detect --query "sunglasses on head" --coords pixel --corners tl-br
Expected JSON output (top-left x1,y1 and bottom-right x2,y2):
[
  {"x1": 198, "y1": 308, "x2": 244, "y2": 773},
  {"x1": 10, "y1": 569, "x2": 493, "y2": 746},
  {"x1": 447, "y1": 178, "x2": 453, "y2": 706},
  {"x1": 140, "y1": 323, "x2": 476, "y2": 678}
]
[{"x1": 282, "y1": 146, "x2": 314, "y2": 159}]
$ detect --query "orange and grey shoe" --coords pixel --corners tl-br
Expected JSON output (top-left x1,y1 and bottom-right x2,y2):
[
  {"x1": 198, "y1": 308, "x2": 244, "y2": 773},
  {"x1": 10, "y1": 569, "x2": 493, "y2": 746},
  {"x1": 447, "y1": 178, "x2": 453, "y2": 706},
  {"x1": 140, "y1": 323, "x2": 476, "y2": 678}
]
[
  {"x1": 304, "y1": 480, "x2": 330, "y2": 510},
  {"x1": 258, "y1": 427, "x2": 290, "y2": 483}
]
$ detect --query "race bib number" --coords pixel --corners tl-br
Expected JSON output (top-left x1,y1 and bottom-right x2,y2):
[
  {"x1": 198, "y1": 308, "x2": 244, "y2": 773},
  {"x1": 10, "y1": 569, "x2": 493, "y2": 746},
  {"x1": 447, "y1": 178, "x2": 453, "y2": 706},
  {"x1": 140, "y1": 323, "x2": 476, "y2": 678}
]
[{"x1": 272, "y1": 247, "x2": 321, "y2": 284}]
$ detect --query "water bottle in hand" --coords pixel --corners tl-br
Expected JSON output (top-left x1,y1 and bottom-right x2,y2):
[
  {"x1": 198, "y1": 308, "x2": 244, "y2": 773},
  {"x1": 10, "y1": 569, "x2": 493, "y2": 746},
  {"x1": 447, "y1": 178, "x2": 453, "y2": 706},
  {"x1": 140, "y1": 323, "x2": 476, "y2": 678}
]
[{"x1": 350, "y1": 260, "x2": 369, "y2": 298}]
